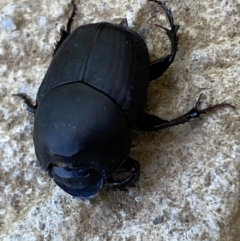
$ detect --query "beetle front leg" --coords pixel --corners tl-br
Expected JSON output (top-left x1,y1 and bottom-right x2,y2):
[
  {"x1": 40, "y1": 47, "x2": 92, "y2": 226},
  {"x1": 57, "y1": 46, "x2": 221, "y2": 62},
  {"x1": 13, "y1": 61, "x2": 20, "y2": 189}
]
[
  {"x1": 12, "y1": 93, "x2": 37, "y2": 114},
  {"x1": 53, "y1": 0, "x2": 77, "y2": 55},
  {"x1": 149, "y1": 0, "x2": 179, "y2": 81},
  {"x1": 136, "y1": 94, "x2": 234, "y2": 131},
  {"x1": 106, "y1": 157, "x2": 140, "y2": 188}
]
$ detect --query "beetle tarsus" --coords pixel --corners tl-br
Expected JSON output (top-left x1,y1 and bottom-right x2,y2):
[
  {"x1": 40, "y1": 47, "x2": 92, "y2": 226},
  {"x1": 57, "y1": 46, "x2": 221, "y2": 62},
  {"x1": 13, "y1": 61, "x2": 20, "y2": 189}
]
[
  {"x1": 136, "y1": 94, "x2": 234, "y2": 131},
  {"x1": 193, "y1": 93, "x2": 234, "y2": 115},
  {"x1": 53, "y1": 0, "x2": 77, "y2": 55},
  {"x1": 106, "y1": 157, "x2": 140, "y2": 188},
  {"x1": 149, "y1": 0, "x2": 179, "y2": 80},
  {"x1": 67, "y1": 0, "x2": 77, "y2": 33},
  {"x1": 12, "y1": 93, "x2": 36, "y2": 114}
]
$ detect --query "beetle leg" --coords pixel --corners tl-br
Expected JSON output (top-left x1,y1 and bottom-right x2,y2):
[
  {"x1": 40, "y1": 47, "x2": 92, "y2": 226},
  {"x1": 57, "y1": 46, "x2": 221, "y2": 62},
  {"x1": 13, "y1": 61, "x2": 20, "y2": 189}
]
[
  {"x1": 136, "y1": 94, "x2": 234, "y2": 131},
  {"x1": 106, "y1": 157, "x2": 140, "y2": 188},
  {"x1": 119, "y1": 19, "x2": 129, "y2": 29},
  {"x1": 149, "y1": 1, "x2": 179, "y2": 81},
  {"x1": 12, "y1": 93, "x2": 36, "y2": 114},
  {"x1": 53, "y1": 1, "x2": 77, "y2": 55}
]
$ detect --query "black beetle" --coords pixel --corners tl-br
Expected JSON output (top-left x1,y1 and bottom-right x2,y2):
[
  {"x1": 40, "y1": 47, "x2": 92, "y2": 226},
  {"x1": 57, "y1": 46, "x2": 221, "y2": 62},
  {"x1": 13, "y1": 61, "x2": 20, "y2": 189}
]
[{"x1": 15, "y1": 0, "x2": 231, "y2": 198}]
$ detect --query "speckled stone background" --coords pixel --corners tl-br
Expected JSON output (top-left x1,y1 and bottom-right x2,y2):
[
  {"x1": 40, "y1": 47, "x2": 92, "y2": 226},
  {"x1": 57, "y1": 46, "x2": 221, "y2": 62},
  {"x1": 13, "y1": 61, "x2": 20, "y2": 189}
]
[{"x1": 1, "y1": 0, "x2": 240, "y2": 240}]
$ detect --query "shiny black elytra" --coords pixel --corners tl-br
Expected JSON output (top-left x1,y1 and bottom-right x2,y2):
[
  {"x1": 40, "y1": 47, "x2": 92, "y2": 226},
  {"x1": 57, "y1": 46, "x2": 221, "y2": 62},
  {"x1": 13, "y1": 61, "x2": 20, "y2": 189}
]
[{"x1": 15, "y1": 0, "x2": 231, "y2": 199}]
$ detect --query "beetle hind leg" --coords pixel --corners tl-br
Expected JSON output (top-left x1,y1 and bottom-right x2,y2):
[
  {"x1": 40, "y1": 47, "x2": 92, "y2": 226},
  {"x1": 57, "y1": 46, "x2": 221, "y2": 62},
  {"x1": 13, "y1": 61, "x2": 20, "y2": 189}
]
[
  {"x1": 106, "y1": 157, "x2": 140, "y2": 188},
  {"x1": 149, "y1": 1, "x2": 179, "y2": 81},
  {"x1": 53, "y1": 1, "x2": 77, "y2": 55}
]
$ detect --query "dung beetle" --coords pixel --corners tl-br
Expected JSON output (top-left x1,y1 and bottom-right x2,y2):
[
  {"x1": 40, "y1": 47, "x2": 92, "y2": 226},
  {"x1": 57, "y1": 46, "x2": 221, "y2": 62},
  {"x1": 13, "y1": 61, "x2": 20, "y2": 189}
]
[{"x1": 15, "y1": 0, "x2": 232, "y2": 198}]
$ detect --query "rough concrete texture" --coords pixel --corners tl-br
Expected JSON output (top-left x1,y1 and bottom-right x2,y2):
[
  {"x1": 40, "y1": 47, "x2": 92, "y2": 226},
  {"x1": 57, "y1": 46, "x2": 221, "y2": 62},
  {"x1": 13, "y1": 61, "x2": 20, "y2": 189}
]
[{"x1": 1, "y1": 0, "x2": 240, "y2": 240}]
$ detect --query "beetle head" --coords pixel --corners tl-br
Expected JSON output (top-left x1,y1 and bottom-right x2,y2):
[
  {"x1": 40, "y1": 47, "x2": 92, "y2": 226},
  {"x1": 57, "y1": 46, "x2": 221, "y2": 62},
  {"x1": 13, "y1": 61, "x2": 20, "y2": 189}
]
[{"x1": 49, "y1": 164, "x2": 103, "y2": 199}]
